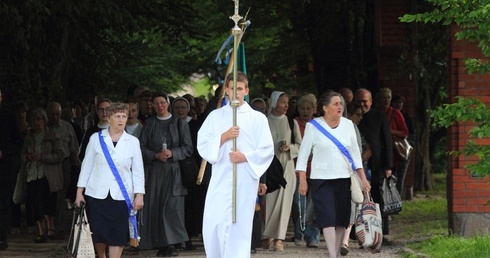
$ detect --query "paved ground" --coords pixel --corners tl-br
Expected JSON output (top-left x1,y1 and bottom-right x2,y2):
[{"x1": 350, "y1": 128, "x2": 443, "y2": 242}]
[
  {"x1": 0, "y1": 203, "x2": 406, "y2": 258},
  {"x1": 0, "y1": 227, "x2": 403, "y2": 258}
]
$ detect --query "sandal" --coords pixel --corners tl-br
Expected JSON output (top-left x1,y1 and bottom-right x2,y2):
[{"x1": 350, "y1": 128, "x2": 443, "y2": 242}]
[
  {"x1": 340, "y1": 243, "x2": 349, "y2": 256},
  {"x1": 273, "y1": 239, "x2": 284, "y2": 252}
]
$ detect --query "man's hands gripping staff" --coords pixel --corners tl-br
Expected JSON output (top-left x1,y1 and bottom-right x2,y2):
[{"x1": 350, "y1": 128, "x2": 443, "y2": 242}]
[{"x1": 221, "y1": 126, "x2": 247, "y2": 164}]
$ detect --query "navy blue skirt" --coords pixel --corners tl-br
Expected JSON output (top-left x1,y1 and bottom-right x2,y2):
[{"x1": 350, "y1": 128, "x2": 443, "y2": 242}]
[
  {"x1": 86, "y1": 194, "x2": 129, "y2": 246},
  {"x1": 310, "y1": 178, "x2": 351, "y2": 229}
]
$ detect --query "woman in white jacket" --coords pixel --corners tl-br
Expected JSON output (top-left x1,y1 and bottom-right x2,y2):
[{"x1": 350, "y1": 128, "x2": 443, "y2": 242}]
[{"x1": 76, "y1": 102, "x2": 145, "y2": 258}]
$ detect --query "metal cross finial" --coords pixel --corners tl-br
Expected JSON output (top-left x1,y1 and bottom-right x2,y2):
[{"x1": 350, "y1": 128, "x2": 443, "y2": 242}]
[{"x1": 230, "y1": 0, "x2": 243, "y2": 34}]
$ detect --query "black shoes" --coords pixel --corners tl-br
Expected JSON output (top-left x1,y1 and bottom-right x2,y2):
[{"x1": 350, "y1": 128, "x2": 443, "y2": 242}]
[
  {"x1": 183, "y1": 240, "x2": 196, "y2": 251},
  {"x1": 156, "y1": 247, "x2": 167, "y2": 257},
  {"x1": 34, "y1": 235, "x2": 47, "y2": 243},
  {"x1": 156, "y1": 245, "x2": 179, "y2": 257},
  {"x1": 167, "y1": 245, "x2": 178, "y2": 257}
]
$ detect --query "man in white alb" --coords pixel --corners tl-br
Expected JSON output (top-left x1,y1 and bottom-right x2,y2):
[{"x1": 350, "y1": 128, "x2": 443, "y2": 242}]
[{"x1": 197, "y1": 72, "x2": 274, "y2": 258}]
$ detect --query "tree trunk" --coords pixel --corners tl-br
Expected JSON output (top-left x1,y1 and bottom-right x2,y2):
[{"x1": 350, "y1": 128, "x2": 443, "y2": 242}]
[{"x1": 414, "y1": 78, "x2": 434, "y2": 191}]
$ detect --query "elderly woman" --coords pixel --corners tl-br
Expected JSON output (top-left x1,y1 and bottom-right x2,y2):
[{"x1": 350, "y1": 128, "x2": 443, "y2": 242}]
[
  {"x1": 20, "y1": 108, "x2": 64, "y2": 243},
  {"x1": 377, "y1": 88, "x2": 409, "y2": 196},
  {"x1": 262, "y1": 91, "x2": 302, "y2": 252},
  {"x1": 297, "y1": 91, "x2": 370, "y2": 258},
  {"x1": 75, "y1": 102, "x2": 145, "y2": 258},
  {"x1": 292, "y1": 93, "x2": 321, "y2": 248},
  {"x1": 139, "y1": 92, "x2": 193, "y2": 257}
]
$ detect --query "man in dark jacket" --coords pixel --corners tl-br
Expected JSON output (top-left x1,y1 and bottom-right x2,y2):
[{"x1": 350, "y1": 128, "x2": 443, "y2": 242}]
[
  {"x1": 355, "y1": 88, "x2": 393, "y2": 235},
  {"x1": 0, "y1": 89, "x2": 23, "y2": 250}
]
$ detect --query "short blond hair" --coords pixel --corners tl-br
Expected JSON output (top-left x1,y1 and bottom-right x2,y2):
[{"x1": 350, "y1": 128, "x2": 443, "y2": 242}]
[
  {"x1": 298, "y1": 93, "x2": 317, "y2": 109},
  {"x1": 107, "y1": 102, "x2": 129, "y2": 116}
]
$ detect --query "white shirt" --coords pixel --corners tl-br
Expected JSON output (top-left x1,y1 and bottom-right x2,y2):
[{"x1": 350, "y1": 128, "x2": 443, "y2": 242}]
[
  {"x1": 77, "y1": 129, "x2": 145, "y2": 201},
  {"x1": 296, "y1": 117, "x2": 362, "y2": 180}
]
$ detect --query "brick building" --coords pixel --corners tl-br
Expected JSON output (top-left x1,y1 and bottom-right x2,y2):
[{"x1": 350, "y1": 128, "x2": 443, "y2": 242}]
[
  {"x1": 376, "y1": 1, "x2": 490, "y2": 236},
  {"x1": 446, "y1": 24, "x2": 490, "y2": 236}
]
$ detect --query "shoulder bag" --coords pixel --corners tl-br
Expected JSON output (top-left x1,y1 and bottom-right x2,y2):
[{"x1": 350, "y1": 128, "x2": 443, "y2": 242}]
[
  {"x1": 389, "y1": 110, "x2": 413, "y2": 160},
  {"x1": 12, "y1": 166, "x2": 27, "y2": 205},
  {"x1": 394, "y1": 138, "x2": 413, "y2": 160},
  {"x1": 98, "y1": 131, "x2": 140, "y2": 246},
  {"x1": 309, "y1": 119, "x2": 363, "y2": 204}
]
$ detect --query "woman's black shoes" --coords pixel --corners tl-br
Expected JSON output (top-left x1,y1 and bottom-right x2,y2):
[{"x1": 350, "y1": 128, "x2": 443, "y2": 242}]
[
  {"x1": 156, "y1": 245, "x2": 178, "y2": 257},
  {"x1": 34, "y1": 235, "x2": 47, "y2": 243}
]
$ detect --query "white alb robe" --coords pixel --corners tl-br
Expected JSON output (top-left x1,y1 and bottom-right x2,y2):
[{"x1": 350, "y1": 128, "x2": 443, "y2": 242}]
[{"x1": 197, "y1": 103, "x2": 274, "y2": 258}]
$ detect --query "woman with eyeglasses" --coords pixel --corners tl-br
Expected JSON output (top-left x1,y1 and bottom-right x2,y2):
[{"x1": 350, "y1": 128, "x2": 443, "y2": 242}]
[
  {"x1": 78, "y1": 98, "x2": 111, "y2": 161},
  {"x1": 138, "y1": 92, "x2": 193, "y2": 257}
]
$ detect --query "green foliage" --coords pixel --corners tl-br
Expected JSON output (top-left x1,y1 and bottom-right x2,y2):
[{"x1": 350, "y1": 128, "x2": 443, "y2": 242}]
[
  {"x1": 0, "y1": 0, "x2": 203, "y2": 106},
  {"x1": 400, "y1": 0, "x2": 490, "y2": 74},
  {"x1": 401, "y1": 1, "x2": 490, "y2": 179},
  {"x1": 431, "y1": 97, "x2": 490, "y2": 177}
]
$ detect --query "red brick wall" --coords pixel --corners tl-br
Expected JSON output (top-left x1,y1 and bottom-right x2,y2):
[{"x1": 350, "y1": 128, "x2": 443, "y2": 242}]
[
  {"x1": 448, "y1": 24, "x2": 490, "y2": 214},
  {"x1": 375, "y1": 0, "x2": 417, "y2": 189},
  {"x1": 375, "y1": 0, "x2": 416, "y2": 115}
]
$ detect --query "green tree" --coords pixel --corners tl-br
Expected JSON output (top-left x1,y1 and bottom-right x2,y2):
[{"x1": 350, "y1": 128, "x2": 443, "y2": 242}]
[
  {"x1": 0, "y1": 0, "x2": 202, "y2": 106},
  {"x1": 194, "y1": 1, "x2": 380, "y2": 98},
  {"x1": 401, "y1": 0, "x2": 490, "y2": 179}
]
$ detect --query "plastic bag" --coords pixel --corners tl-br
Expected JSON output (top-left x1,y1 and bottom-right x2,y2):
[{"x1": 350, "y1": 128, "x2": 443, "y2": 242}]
[{"x1": 381, "y1": 176, "x2": 402, "y2": 215}]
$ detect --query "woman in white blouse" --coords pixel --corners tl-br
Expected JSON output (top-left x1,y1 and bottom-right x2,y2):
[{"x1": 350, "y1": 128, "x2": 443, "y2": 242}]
[
  {"x1": 296, "y1": 91, "x2": 370, "y2": 258},
  {"x1": 76, "y1": 102, "x2": 145, "y2": 258}
]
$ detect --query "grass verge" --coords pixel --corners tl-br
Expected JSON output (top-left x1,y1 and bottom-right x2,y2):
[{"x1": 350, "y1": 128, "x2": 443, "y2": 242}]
[
  {"x1": 404, "y1": 235, "x2": 490, "y2": 258},
  {"x1": 394, "y1": 173, "x2": 490, "y2": 257},
  {"x1": 391, "y1": 173, "x2": 448, "y2": 242}
]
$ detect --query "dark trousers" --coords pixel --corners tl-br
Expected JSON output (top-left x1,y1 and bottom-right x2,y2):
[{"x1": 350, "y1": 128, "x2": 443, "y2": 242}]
[
  {"x1": 0, "y1": 163, "x2": 17, "y2": 242},
  {"x1": 251, "y1": 196, "x2": 263, "y2": 249},
  {"x1": 55, "y1": 159, "x2": 72, "y2": 233},
  {"x1": 394, "y1": 157, "x2": 410, "y2": 195},
  {"x1": 10, "y1": 200, "x2": 35, "y2": 228},
  {"x1": 371, "y1": 177, "x2": 389, "y2": 235}
]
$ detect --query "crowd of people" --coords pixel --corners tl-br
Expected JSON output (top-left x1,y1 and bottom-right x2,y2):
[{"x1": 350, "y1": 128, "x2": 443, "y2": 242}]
[{"x1": 0, "y1": 77, "x2": 413, "y2": 257}]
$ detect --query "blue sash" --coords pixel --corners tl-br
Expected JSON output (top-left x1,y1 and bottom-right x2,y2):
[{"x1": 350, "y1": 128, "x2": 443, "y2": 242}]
[
  {"x1": 309, "y1": 119, "x2": 357, "y2": 172},
  {"x1": 98, "y1": 131, "x2": 138, "y2": 239}
]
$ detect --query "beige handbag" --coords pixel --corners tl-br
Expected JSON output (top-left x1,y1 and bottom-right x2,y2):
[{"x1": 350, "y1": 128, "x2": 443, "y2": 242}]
[
  {"x1": 342, "y1": 154, "x2": 363, "y2": 204},
  {"x1": 350, "y1": 172, "x2": 364, "y2": 204},
  {"x1": 70, "y1": 203, "x2": 95, "y2": 258}
]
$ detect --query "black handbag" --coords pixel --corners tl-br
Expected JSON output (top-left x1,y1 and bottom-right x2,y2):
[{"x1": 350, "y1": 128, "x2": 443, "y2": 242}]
[
  {"x1": 265, "y1": 155, "x2": 287, "y2": 193},
  {"x1": 179, "y1": 156, "x2": 199, "y2": 188},
  {"x1": 381, "y1": 176, "x2": 402, "y2": 215},
  {"x1": 177, "y1": 119, "x2": 199, "y2": 188}
]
